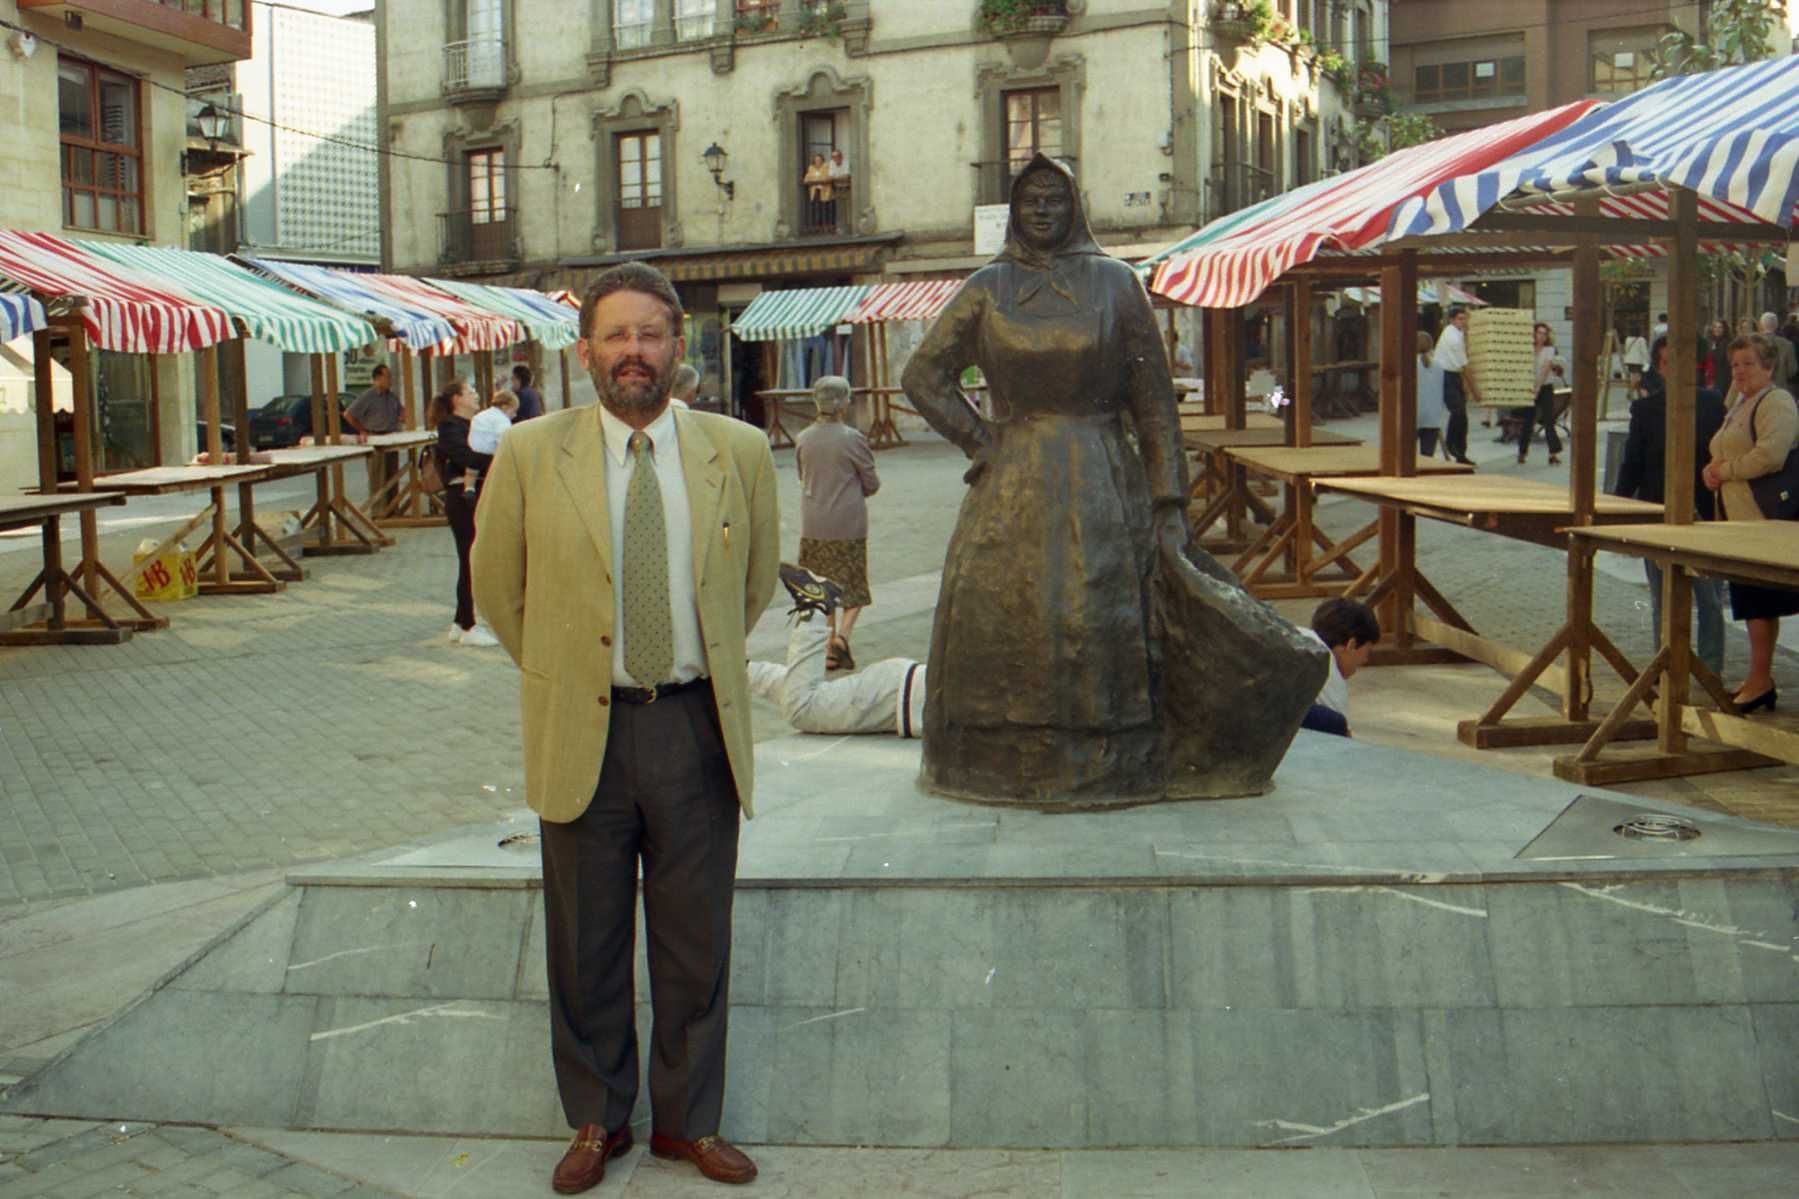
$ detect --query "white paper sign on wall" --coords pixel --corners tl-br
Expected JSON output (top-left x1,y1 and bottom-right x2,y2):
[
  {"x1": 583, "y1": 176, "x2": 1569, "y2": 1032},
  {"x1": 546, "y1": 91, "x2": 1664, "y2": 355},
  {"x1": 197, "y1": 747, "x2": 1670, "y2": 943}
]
[{"x1": 973, "y1": 204, "x2": 1010, "y2": 255}]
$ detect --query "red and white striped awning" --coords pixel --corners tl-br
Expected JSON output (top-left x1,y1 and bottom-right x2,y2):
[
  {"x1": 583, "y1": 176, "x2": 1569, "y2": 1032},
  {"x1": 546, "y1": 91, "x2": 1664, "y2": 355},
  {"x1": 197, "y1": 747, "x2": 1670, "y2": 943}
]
[
  {"x1": 0, "y1": 230, "x2": 234, "y2": 354},
  {"x1": 848, "y1": 279, "x2": 963, "y2": 323},
  {"x1": 1147, "y1": 102, "x2": 1599, "y2": 310}
]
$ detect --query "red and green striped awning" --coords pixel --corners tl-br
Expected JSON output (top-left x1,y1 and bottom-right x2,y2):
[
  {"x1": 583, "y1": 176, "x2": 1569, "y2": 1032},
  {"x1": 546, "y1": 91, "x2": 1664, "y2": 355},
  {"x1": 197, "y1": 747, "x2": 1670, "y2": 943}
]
[
  {"x1": 0, "y1": 230, "x2": 234, "y2": 354},
  {"x1": 1146, "y1": 101, "x2": 1599, "y2": 309}
]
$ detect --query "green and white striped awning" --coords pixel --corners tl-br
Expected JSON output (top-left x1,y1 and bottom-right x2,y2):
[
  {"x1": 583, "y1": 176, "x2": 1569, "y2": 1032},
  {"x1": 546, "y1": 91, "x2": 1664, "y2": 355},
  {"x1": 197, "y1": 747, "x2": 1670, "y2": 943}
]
[
  {"x1": 426, "y1": 277, "x2": 580, "y2": 350},
  {"x1": 76, "y1": 241, "x2": 379, "y2": 353},
  {"x1": 731, "y1": 285, "x2": 871, "y2": 342}
]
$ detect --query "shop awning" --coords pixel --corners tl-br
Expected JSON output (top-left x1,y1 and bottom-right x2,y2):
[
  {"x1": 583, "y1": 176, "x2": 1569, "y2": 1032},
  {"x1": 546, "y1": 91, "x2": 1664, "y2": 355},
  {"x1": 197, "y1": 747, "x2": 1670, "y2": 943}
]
[
  {"x1": 1145, "y1": 101, "x2": 1599, "y2": 309},
  {"x1": 239, "y1": 256, "x2": 459, "y2": 350},
  {"x1": 0, "y1": 230, "x2": 234, "y2": 354},
  {"x1": 78, "y1": 242, "x2": 378, "y2": 353},
  {"x1": 731, "y1": 286, "x2": 871, "y2": 341},
  {"x1": 0, "y1": 292, "x2": 46, "y2": 343},
  {"x1": 426, "y1": 278, "x2": 580, "y2": 350},
  {"x1": 848, "y1": 279, "x2": 963, "y2": 323},
  {"x1": 1341, "y1": 282, "x2": 1488, "y2": 307},
  {"x1": 1390, "y1": 55, "x2": 1799, "y2": 250}
]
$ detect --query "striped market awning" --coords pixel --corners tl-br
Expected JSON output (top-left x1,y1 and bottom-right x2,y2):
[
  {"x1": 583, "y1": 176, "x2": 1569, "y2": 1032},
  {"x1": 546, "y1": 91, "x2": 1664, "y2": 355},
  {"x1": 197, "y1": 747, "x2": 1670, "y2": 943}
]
[
  {"x1": 1389, "y1": 55, "x2": 1799, "y2": 253},
  {"x1": 0, "y1": 230, "x2": 234, "y2": 354},
  {"x1": 848, "y1": 279, "x2": 963, "y2": 323},
  {"x1": 356, "y1": 272, "x2": 525, "y2": 353},
  {"x1": 1341, "y1": 282, "x2": 1488, "y2": 307},
  {"x1": 1147, "y1": 102, "x2": 1599, "y2": 309},
  {"x1": 239, "y1": 256, "x2": 459, "y2": 350},
  {"x1": 0, "y1": 292, "x2": 46, "y2": 343},
  {"x1": 731, "y1": 286, "x2": 871, "y2": 341},
  {"x1": 78, "y1": 241, "x2": 378, "y2": 353},
  {"x1": 426, "y1": 278, "x2": 580, "y2": 350}
]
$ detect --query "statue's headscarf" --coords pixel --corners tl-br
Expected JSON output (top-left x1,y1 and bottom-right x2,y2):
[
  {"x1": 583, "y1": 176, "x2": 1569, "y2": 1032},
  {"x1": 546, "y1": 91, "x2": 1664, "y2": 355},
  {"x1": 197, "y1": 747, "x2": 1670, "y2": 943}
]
[{"x1": 996, "y1": 153, "x2": 1105, "y2": 306}]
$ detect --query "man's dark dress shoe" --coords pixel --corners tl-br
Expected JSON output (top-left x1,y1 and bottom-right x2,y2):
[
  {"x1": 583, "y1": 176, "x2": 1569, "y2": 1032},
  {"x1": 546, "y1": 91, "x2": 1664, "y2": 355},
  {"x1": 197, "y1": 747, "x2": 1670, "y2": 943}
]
[
  {"x1": 649, "y1": 1132, "x2": 758, "y2": 1184},
  {"x1": 553, "y1": 1124, "x2": 632, "y2": 1194}
]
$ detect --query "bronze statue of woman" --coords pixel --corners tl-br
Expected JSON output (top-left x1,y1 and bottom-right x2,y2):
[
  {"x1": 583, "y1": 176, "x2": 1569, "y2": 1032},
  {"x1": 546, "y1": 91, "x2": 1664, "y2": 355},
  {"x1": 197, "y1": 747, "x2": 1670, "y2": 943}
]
[{"x1": 902, "y1": 154, "x2": 1324, "y2": 807}]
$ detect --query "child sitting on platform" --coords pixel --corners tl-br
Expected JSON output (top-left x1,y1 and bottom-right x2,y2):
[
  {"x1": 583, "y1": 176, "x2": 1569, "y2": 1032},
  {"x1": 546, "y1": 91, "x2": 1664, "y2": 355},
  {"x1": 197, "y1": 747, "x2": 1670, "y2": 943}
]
[{"x1": 1300, "y1": 597, "x2": 1380, "y2": 738}]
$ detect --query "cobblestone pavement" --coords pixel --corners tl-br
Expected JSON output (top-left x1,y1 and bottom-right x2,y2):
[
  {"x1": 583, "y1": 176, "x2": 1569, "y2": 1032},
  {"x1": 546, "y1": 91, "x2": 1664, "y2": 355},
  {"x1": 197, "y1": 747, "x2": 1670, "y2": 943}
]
[
  {"x1": 0, "y1": 1119, "x2": 399, "y2": 1198},
  {"x1": 4, "y1": 424, "x2": 1797, "y2": 909}
]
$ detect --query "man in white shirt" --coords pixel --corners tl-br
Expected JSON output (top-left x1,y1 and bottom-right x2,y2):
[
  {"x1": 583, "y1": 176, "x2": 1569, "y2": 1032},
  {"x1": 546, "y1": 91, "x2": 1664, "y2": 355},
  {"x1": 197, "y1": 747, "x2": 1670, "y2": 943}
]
[
  {"x1": 1652, "y1": 313, "x2": 1668, "y2": 344},
  {"x1": 1433, "y1": 308, "x2": 1480, "y2": 466},
  {"x1": 1299, "y1": 598, "x2": 1379, "y2": 737}
]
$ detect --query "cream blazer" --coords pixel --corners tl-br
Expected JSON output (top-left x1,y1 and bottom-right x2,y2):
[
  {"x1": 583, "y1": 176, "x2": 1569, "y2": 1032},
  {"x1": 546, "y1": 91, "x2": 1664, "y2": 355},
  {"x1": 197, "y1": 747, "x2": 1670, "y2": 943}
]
[{"x1": 471, "y1": 403, "x2": 780, "y2": 822}]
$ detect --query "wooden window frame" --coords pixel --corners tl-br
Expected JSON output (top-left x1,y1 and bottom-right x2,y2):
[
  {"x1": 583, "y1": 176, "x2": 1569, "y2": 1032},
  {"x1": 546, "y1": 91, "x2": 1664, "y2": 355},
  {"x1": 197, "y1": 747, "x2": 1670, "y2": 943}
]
[
  {"x1": 1413, "y1": 55, "x2": 1526, "y2": 103},
  {"x1": 614, "y1": 129, "x2": 663, "y2": 251},
  {"x1": 58, "y1": 56, "x2": 145, "y2": 237},
  {"x1": 1002, "y1": 86, "x2": 1062, "y2": 192},
  {"x1": 468, "y1": 147, "x2": 508, "y2": 223}
]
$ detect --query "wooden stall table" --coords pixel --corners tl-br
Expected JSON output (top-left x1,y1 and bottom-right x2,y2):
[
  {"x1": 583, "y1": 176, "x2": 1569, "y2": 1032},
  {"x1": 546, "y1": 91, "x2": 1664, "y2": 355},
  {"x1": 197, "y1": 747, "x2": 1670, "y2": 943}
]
[
  {"x1": 1184, "y1": 425, "x2": 1360, "y2": 551},
  {"x1": 361, "y1": 429, "x2": 442, "y2": 527},
  {"x1": 1179, "y1": 412, "x2": 1283, "y2": 433},
  {"x1": 753, "y1": 389, "x2": 815, "y2": 448},
  {"x1": 1221, "y1": 446, "x2": 1471, "y2": 599},
  {"x1": 1555, "y1": 522, "x2": 1799, "y2": 785},
  {"x1": 1316, "y1": 473, "x2": 1665, "y2": 746},
  {"x1": 263, "y1": 444, "x2": 392, "y2": 557},
  {"x1": 0, "y1": 491, "x2": 132, "y2": 645},
  {"x1": 49, "y1": 464, "x2": 277, "y2": 606}
]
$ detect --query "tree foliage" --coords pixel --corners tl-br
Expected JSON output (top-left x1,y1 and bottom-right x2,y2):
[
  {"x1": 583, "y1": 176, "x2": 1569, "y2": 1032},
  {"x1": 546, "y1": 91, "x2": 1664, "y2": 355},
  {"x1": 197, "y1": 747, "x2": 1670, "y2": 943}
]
[{"x1": 1652, "y1": 0, "x2": 1784, "y2": 78}]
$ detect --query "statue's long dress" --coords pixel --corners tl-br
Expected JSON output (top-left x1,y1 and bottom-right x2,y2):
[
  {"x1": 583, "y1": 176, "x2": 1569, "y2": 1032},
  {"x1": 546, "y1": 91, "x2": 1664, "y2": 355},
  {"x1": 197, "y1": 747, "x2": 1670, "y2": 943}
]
[{"x1": 908, "y1": 253, "x2": 1180, "y2": 803}]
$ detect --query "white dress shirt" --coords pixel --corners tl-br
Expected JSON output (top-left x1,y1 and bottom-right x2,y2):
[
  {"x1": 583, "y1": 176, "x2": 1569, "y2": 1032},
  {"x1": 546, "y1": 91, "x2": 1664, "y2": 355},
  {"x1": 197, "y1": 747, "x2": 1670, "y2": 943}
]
[
  {"x1": 1434, "y1": 323, "x2": 1468, "y2": 373},
  {"x1": 1304, "y1": 629, "x2": 1350, "y2": 720},
  {"x1": 598, "y1": 401, "x2": 707, "y2": 688}
]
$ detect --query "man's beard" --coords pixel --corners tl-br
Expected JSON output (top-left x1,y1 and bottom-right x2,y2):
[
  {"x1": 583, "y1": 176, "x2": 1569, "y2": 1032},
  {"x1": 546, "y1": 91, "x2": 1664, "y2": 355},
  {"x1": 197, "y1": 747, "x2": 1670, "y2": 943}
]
[{"x1": 595, "y1": 355, "x2": 677, "y2": 421}]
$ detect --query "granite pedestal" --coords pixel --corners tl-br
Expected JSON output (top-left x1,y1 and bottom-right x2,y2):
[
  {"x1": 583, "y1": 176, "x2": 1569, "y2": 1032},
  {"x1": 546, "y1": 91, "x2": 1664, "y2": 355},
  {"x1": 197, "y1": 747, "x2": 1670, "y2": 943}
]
[{"x1": 5, "y1": 733, "x2": 1796, "y2": 1149}]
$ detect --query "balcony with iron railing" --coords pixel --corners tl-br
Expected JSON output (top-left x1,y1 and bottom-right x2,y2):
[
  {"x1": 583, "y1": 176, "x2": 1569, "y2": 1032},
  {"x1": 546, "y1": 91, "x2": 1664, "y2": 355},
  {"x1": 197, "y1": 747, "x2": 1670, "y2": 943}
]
[
  {"x1": 443, "y1": 34, "x2": 508, "y2": 100},
  {"x1": 438, "y1": 208, "x2": 519, "y2": 273},
  {"x1": 797, "y1": 178, "x2": 851, "y2": 238},
  {"x1": 20, "y1": 0, "x2": 252, "y2": 63}
]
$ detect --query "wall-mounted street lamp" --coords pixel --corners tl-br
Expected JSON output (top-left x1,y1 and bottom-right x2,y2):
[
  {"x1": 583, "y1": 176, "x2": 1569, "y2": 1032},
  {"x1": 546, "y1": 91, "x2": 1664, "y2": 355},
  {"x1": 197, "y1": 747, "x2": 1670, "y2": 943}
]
[
  {"x1": 701, "y1": 141, "x2": 735, "y2": 202},
  {"x1": 195, "y1": 102, "x2": 228, "y2": 147}
]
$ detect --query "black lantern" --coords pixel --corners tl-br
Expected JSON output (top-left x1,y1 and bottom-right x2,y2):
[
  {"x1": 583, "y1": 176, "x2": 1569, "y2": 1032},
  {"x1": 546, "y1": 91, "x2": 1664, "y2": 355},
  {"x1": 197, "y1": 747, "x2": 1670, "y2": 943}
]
[
  {"x1": 196, "y1": 102, "x2": 228, "y2": 146},
  {"x1": 701, "y1": 141, "x2": 734, "y2": 201}
]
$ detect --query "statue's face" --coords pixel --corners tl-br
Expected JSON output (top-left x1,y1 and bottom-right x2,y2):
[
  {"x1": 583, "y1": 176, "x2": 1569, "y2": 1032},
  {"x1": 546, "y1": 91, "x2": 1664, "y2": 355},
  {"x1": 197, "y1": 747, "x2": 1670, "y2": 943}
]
[{"x1": 1016, "y1": 171, "x2": 1073, "y2": 251}]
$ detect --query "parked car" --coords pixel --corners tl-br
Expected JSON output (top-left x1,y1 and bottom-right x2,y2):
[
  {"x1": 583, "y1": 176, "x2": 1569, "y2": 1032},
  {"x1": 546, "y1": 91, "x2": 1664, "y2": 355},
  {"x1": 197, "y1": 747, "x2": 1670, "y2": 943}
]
[
  {"x1": 247, "y1": 393, "x2": 356, "y2": 449},
  {"x1": 194, "y1": 421, "x2": 236, "y2": 454}
]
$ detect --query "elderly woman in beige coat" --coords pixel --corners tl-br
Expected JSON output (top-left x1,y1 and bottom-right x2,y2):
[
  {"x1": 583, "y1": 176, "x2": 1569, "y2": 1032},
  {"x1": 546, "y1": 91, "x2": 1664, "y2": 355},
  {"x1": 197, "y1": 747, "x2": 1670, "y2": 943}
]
[{"x1": 1703, "y1": 333, "x2": 1799, "y2": 712}]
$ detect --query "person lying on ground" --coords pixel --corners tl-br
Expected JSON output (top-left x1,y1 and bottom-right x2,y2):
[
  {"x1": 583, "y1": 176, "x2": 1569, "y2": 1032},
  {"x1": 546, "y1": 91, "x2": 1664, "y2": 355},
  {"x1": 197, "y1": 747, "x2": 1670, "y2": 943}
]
[{"x1": 747, "y1": 564, "x2": 925, "y2": 738}]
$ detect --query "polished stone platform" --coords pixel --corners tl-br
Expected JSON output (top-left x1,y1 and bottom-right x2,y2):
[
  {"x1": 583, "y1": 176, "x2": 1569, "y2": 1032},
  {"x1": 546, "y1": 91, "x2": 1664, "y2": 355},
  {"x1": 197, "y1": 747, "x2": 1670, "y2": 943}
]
[{"x1": 5, "y1": 733, "x2": 1796, "y2": 1149}]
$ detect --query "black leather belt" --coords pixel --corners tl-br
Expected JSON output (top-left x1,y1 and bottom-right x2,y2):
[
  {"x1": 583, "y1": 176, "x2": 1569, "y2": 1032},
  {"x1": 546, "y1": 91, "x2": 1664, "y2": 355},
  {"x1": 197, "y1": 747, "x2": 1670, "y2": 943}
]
[{"x1": 611, "y1": 676, "x2": 709, "y2": 705}]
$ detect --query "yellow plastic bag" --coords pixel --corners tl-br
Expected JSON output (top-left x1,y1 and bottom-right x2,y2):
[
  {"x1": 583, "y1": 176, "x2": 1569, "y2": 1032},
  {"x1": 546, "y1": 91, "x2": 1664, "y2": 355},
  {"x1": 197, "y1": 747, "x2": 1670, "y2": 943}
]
[{"x1": 132, "y1": 539, "x2": 198, "y2": 602}]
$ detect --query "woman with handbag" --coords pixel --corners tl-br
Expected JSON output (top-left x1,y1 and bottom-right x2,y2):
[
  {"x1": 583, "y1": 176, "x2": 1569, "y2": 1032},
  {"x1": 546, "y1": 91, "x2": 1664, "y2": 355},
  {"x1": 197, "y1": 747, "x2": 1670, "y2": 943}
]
[
  {"x1": 428, "y1": 379, "x2": 498, "y2": 647},
  {"x1": 1703, "y1": 334, "x2": 1799, "y2": 712}
]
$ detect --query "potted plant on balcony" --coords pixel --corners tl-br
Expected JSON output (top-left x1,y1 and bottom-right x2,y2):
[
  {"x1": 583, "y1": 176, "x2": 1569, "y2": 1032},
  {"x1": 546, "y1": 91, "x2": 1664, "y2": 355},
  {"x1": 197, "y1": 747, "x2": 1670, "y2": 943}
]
[
  {"x1": 1317, "y1": 48, "x2": 1350, "y2": 88},
  {"x1": 798, "y1": 0, "x2": 848, "y2": 39},
  {"x1": 978, "y1": 0, "x2": 1070, "y2": 68},
  {"x1": 1213, "y1": 1, "x2": 1290, "y2": 49},
  {"x1": 735, "y1": 5, "x2": 778, "y2": 34},
  {"x1": 1354, "y1": 61, "x2": 1393, "y2": 117}
]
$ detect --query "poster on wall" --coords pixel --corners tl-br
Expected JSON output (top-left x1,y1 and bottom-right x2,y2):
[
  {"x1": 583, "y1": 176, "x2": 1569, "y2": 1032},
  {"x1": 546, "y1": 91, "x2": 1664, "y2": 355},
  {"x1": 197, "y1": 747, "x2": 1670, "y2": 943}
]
[{"x1": 973, "y1": 205, "x2": 1009, "y2": 256}]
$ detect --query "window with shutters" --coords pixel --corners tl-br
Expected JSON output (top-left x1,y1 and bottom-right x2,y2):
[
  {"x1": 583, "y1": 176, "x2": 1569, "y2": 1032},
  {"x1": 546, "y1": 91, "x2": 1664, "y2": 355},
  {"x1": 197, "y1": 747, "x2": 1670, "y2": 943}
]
[
  {"x1": 616, "y1": 131, "x2": 662, "y2": 251},
  {"x1": 58, "y1": 57, "x2": 144, "y2": 236}
]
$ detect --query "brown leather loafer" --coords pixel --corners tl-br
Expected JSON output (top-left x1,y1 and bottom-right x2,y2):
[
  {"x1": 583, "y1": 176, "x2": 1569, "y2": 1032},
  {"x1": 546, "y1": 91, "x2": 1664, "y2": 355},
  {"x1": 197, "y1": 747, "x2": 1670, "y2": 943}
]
[
  {"x1": 552, "y1": 1123, "x2": 633, "y2": 1195},
  {"x1": 649, "y1": 1132, "x2": 758, "y2": 1184}
]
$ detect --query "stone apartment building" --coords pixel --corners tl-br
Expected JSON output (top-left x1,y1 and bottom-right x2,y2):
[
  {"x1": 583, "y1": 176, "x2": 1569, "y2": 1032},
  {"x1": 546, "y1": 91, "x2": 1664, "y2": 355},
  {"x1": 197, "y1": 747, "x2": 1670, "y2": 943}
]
[
  {"x1": 376, "y1": 0, "x2": 1385, "y2": 410},
  {"x1": 0, "y1": 0, "x2": 251, "y2": 491},
  {"x1": 1388, "y1": 0, "x2": 1793, "y2": 351}
]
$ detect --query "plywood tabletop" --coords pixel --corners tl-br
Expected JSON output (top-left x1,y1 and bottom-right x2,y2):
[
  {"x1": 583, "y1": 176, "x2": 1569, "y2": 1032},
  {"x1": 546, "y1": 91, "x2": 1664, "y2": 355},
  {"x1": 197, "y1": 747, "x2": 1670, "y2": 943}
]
[
  {"x1": 1321, "y1": 474, "x2": 1664, "y2": 517},
  {"x1": 52, "y1": 465, "x2": 271, "y2": 494},
  {"x1": 1224, "y1": 445, "x2": 1475, "y2": 480},
  {"x1": 1179, "y1": 413, "x2": 1285, "y2": 432},
  {"x1": 1570, "y1": 522, "x2": 1799, "y2": 573},
  {"x1": 1184, "y1": 427, "x2": 1361, "y2": 451},
  {"x1": 267, "y1": 445, "x2": 375, "y2": 466},
  {"x1": 0, "y1": 491, "x2": 128, "y2": 524}
]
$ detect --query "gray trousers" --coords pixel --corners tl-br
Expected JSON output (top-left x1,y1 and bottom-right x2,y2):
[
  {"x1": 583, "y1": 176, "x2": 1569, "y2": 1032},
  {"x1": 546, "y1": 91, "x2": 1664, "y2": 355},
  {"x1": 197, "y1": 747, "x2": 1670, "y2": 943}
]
[{"x1": 539, "y1": 682, "x2": 741, "y2": 1138}]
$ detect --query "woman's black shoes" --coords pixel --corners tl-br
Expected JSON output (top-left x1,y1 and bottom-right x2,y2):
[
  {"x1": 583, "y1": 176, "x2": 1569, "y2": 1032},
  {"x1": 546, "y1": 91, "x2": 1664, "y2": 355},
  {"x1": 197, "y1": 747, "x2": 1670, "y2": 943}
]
[{"x1": 1734, "y1": 688, "x2": 1777, "y2": 714}]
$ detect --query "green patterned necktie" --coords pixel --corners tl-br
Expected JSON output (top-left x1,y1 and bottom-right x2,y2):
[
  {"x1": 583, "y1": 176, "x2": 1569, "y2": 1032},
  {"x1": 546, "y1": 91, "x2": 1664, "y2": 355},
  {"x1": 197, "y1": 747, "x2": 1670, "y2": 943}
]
[{"x1": 622, "y1": 431, "x2": 673, "y2": 687}]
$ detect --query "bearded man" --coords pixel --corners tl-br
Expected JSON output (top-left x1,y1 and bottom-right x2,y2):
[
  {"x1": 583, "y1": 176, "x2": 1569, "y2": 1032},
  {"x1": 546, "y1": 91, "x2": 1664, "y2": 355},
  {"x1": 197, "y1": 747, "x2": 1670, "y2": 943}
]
[{"x1": 472, "y1": 261, "x2": 778, "y2": 1193}]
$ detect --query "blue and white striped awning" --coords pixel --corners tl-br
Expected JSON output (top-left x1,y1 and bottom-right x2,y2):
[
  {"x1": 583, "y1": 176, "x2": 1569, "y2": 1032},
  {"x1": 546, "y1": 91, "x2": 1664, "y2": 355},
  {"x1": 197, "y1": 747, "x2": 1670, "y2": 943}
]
[
  {"x1": 0, "y1": 291, "x2": 46, "y2": 343},
  {"x1": 236, "y1": 256, "x2": 459, "y2": 350},
  {"x1": 426, "y1": 278, "x2": 580, "y2": 350},
  {"x1": 731, "y1": 286, "x2": 871, "y2": 342},
  {"x1": 1390, "y1": 56, "x2": 1799, "y2": 246}
]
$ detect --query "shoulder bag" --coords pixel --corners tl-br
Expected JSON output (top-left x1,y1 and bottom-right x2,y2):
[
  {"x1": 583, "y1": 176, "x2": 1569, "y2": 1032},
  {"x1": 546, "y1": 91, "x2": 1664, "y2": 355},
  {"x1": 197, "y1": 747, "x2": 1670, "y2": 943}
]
[{"x1": 1744, "y1": 390, "x2": 1799, "y2": 519}]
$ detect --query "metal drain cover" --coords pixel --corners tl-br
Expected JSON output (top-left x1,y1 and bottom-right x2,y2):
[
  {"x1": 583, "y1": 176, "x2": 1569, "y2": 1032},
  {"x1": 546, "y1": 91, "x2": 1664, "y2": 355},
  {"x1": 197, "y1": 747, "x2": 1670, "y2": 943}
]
[
  {"x1": 1517, "y1": 794, "x2": 1799, "y2": 860},
  {"x1": 1613, "y1": 813, "x2": 1701, "y2": 842}
]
